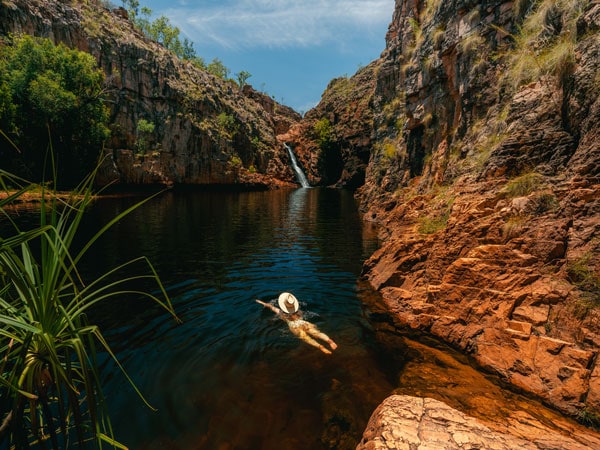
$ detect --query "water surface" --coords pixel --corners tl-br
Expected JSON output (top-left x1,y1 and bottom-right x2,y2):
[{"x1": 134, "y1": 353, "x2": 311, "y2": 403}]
[{"x1": 81, "y1": 187, "x2": 391, "y2": 449}]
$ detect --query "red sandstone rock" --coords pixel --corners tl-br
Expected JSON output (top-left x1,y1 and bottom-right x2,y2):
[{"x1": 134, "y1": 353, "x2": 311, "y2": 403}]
[{"x1": 357, "y1": 395, "x2": 600, "y2": 450}]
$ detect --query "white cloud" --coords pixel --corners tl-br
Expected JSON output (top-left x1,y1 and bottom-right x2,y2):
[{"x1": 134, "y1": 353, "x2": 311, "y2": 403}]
[{"x1": 163, "y1": 0, "x2": 393, "y2": 49}]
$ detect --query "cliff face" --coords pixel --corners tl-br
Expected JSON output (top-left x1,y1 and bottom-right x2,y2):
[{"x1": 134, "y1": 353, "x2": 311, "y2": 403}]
[
  {"x1": 0, "y1": 0, "x2": 301, "y2": 188},
  {"x1": 354, "y1": 0, "x2": 600, "y2": 422}
]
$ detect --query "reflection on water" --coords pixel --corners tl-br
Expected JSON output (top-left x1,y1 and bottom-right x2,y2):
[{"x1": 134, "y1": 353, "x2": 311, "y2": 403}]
[{"x1": 81, "y1": 188, "x2": 388, "y2": 450}]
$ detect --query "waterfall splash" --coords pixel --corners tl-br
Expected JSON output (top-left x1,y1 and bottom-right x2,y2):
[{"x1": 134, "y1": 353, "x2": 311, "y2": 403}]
[{"x1": 284, "y1": 143, "x2": 310, "y2": 188}]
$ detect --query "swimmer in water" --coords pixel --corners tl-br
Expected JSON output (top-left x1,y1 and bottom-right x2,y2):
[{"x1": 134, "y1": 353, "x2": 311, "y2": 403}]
[{"x1": 256, "y1": 292, "x2": 338, "y2": 355}]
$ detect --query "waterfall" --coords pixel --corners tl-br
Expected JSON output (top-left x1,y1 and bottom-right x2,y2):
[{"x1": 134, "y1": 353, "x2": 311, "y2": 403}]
[{"x1": 284, "y1": 143, "x2": 310, "y2": 188}]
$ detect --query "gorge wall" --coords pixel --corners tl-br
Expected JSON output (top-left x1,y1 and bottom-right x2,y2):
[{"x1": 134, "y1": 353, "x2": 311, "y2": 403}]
[
  {"x1": 0, "y1": 0, "x2": 301, "y2": 189},
  {"x1": 289, "y1": 0, "x2": 600, "y2": 431},
  {"x1": 3, "y1": 0, "x2": 600, "y2": 445}
]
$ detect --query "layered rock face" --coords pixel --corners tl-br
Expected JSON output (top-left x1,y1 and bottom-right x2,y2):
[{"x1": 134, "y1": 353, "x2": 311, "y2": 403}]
[
  {"x1": 354, "y1": 0, "x2": 600, "y2": 426},
  {"x1": 0, "y1": 0, "x2": 301, "y2": 188}
]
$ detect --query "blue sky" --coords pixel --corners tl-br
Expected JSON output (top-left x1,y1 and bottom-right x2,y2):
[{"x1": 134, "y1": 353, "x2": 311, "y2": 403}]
[{"x1": 138, "y1": 0, "x2": 395, "y2": 113}]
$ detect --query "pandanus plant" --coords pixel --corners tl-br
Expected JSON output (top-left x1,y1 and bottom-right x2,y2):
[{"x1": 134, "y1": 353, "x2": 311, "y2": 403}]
[{"x1": 0, "y1": 167, "x2": 179, "y2": 449}]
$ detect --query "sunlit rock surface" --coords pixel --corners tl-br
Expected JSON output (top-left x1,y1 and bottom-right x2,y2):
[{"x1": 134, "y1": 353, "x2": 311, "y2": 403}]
[
  {"x1": 351, "y1": 0, "x2": 600, "y2": 425},
  {"x1": 357, "y1": 395, "x2": 600, "y2": 450},
  {"x1": 283, "y1": 0, "x2": 600, "y2": 434}
]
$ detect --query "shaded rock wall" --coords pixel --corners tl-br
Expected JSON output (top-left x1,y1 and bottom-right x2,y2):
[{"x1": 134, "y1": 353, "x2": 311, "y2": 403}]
[{"x1": 0, "y1": 0, "x2": 300, "y2": 188}]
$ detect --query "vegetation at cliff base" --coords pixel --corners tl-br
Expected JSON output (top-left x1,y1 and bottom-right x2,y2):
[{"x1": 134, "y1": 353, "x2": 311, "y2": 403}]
[
  {"x1": 0, "y1": 167, "x2": 178, "y2": 449},
  {"x1": 0, "y1": 35, "x2": 109, "y2": 187}
]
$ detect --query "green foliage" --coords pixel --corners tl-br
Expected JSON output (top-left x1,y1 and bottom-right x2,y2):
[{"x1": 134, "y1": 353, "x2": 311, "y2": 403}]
[
  {"x1": 125, "y1": 1, "x2": 202, "y2": 64},
  {"x1": 216, "y1": 112, "x2": 237, "y2": 139},
  {"x1": 0, "y1": 166, "x2": 178, "y2": 448},
  {"x1": 502, "y1": 172, "x2": 544, "y2": 198},
  {"x1": 207, "y1": 58, "x2": 230, "y2": 80},
  {"x1": 136, "y1": 118, "x2": 155, "y2": 154},
  {"x1": 380, "y1": 95, "x2": 405, "y2": 129},
  {"x1": 235, "y1": 70, "x2": 252, "y2": 89},
  {"x1": 501, "y1": 0, "x2": 586, "y2": 93},
  {"x1": 577, "y1": 407, "x2": 600, "y2": 429},
  {"x1": 418, "y1": 205, "x2": 453, "y2": 234},
  {"x1": 567, "y1": 252, "x2": 600, "y2": 307},
  {"x1": 0, "y1": 35, "x2": 109, "y2": 187},
  {"x1": 382, "y1": 142, "x2": 397, "y2": 160},
  {"x1": 314, "y1": 118, "x2": 334, "y2": 151},
  {"x1": 407, "y1": 17, "x2": 424, "y2": 51},
  {"x1": 125, "y1": 2, "x2": 247, "y2": 81},
  {"x1": 418, "y1": 191, "x2": 454, "y2": 235},
  {"x1": 229, "y1": 155, "x2": 242, "y2": 167}
]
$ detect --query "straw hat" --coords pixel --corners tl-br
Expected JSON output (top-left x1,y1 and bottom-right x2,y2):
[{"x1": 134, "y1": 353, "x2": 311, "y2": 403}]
[{"x1": 278, "y1": 292, "x2": 299, "y2": 314}]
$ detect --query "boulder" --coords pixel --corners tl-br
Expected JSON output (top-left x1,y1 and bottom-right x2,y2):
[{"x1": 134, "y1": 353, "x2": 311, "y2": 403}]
[{"x1": 357, "y1": 395, "x2": 600, "y2": 450}]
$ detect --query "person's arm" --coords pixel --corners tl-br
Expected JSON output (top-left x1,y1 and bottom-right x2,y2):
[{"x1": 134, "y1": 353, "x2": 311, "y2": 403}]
[{"x1": 256, "y1": 299, "x2": 281, "y2": 315}]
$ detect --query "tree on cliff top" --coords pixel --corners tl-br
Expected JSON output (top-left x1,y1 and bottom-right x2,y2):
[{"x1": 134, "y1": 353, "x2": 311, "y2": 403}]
[
  {"x1": 0, "y1": 35, "x2": 109, "y2": 187},
  {"x1": 124, "y1": 0, "x2": 204, "y2": 67}
]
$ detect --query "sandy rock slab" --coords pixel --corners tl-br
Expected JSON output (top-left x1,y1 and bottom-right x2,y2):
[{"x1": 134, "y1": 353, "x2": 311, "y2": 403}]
[{"x1": 357, "y1": 395, "x2": 600, "y2": 450}]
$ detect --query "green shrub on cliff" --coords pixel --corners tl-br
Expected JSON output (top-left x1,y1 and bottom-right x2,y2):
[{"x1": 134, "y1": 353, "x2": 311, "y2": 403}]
[
  {"x1": 501, "y1": 0, "x2": 587, "y2": 93},
  {"x1": 0, "y1": 35, "x2": 109, "y2": 187},
  {"x1": 217, "y1": 112, "x2": 238, "y2": 139},
  {"x1": 135, "y1": 118, "x2": 156, "y2": 155},
  {"x1": 502, "y1": 172, "x2": 544, "y2": 197},
  {"x1": 207, "y1": 58, "x2": 230, "y2": 80},
  {"x1": 314, "y1": 118, "x2": 334, "y2": 152},
  {"x1": 568, "y1": 252, "x2": 600, "y2": 307}
]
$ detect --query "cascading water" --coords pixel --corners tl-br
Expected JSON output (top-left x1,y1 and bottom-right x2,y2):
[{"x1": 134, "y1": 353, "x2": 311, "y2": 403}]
[{"x1": 284, "y1": 143, "x2": 310, "y2": 188}]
